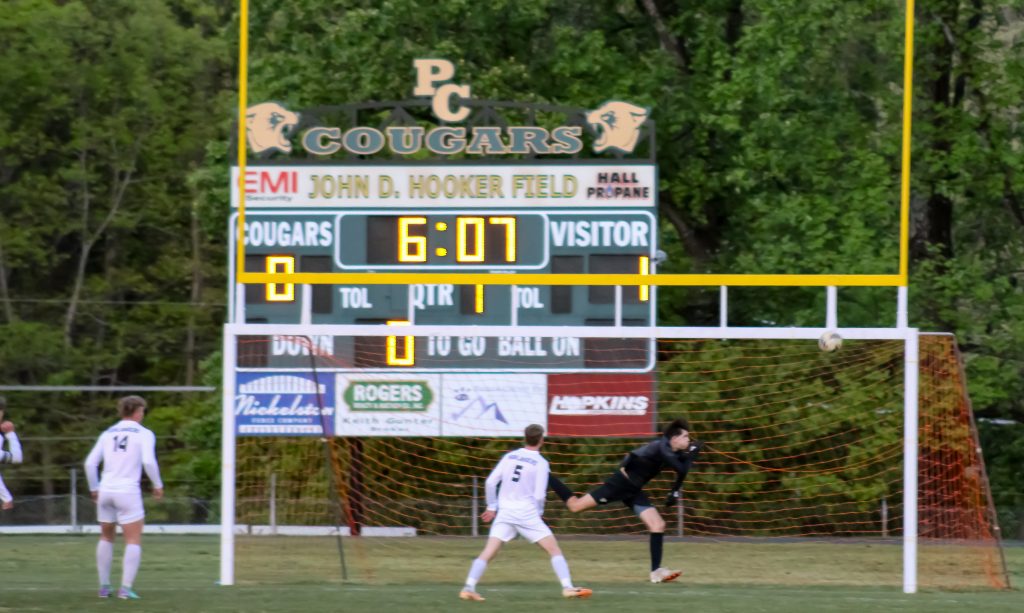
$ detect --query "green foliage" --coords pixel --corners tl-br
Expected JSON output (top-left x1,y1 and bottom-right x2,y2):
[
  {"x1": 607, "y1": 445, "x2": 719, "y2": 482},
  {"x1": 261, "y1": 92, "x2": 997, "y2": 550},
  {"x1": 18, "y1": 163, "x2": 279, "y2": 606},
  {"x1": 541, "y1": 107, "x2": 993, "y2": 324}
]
[{"x1": 0, "y1": 0, "x2": 1021, "y2": 526}]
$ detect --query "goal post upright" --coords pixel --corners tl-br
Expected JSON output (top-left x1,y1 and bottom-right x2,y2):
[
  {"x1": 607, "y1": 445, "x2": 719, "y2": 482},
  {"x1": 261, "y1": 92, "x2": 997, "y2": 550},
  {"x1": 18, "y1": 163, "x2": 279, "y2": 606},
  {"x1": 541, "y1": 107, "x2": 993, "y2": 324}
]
[
  {"x1": 220, "y1": 328, "x2": 238, "y2": 587},
  {"x1": 903, "y1": 326, "x2": 919, "y2": 594}
]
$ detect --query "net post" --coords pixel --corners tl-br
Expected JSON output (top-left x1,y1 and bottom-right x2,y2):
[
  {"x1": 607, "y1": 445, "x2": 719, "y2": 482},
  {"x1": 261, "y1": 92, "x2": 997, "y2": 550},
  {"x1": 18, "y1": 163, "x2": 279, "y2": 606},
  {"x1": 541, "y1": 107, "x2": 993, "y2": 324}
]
[
  {"x1": 881, "y1": 498, "x2": 888, "y2": 538},
  {"x1": 902, "y1": 328, "x2": 919, "y2": 594},
  {"x1": 677, "y1": 489, "x2": 684, "y2": 537},
  {"x1": 269, "y1": 473, "x2": 277, "y2": 536},
  {"x1": 220, "y1": 326, "x2": 237, "y2": 586},
  {"x1": 471, "y1": 476, "x2": 479, "y2": 537},
  {"x1": 70, "y1": 468, "x2": 78, "y2": 531}
]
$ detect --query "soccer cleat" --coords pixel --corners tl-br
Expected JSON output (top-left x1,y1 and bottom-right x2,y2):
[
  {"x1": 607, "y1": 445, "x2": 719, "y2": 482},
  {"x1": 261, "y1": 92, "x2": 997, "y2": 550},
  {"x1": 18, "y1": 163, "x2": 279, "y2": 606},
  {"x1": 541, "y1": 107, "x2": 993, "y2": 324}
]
[
  {"x1": 117, "y1": 587, "x2": 140, "y2": 600},
  {"x1": 98, "y1": 585, "x2": 112, "y2": 598},
  {"x1": 459, "y1": 589, "x2": 485, "y2": 601},
  {"x1": 649, "y1": 567, "x2": 682, "y2": 583},
  {"x1": 562, "y1": 587, "x2": 593, "y2": 599}
]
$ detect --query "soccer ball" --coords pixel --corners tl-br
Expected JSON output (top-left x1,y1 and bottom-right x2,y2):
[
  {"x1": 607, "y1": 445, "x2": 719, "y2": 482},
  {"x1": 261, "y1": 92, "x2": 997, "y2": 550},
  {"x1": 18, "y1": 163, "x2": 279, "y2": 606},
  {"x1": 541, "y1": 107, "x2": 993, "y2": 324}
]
[{"x1": 818, "y1": 331, "x2": 843, "y2": 352}]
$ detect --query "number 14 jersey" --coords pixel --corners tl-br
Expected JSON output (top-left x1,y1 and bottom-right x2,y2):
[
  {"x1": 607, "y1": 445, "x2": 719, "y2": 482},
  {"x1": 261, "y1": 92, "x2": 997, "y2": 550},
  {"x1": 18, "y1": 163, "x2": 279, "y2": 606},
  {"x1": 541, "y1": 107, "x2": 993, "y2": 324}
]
[{"x1": 85, "y1": 420, "x2": 163, "y2": 494}]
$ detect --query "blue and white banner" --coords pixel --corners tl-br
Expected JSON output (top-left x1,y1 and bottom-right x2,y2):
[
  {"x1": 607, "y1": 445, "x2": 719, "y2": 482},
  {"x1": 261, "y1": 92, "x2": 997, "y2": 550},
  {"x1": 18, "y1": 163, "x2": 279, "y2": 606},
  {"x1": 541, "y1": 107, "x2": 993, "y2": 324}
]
[{"x1": 235, "y1": 372, "x2": 335, "y2": 436}]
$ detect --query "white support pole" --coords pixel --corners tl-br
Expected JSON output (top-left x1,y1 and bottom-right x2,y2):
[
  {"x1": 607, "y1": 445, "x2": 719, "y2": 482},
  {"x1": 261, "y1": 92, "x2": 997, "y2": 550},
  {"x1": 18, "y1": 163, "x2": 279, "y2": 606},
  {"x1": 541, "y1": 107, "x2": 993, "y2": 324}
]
[
  {"x1": 220, "y1": 327, "x2": 238, "y2": 586},
  {"x1": 902, "y1": 328, "x2": 919, "y2": 594},
  {"x1": 897, "y1": 286, "x2": 909, "y2": 329},
  {"x1": 826, "y1": 286, "x2": 838, "y2": 329},
  {"x1": 719, "y1": 286, "x2": 728, "y2": 328},
  {"x1": 510, "y1": 286, "x2": 518, "y2": 327},
  {"x1": 614, "y1": 286, "x2": 623, "y2": 327},
  {"x1": 300, "y1": 285, "x2": 312, "y2": 325},
  {"x1": 234, "y1": 283, "x2": 245, "y2": 324}
]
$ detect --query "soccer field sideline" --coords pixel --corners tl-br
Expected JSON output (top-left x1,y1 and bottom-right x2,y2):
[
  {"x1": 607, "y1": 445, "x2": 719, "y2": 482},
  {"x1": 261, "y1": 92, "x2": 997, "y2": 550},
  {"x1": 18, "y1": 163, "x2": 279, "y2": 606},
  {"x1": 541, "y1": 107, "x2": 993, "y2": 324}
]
[{"x1": 0, "y1": 535, "x2": 1021, "y2": 612}]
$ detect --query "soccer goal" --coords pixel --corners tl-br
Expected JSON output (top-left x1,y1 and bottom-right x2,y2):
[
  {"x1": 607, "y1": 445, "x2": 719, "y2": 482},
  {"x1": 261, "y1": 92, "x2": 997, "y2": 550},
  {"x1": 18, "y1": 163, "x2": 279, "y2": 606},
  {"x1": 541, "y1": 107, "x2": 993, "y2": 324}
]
[{"x1": 220, "y1": 323, "x2": 1009, "y2": 591}]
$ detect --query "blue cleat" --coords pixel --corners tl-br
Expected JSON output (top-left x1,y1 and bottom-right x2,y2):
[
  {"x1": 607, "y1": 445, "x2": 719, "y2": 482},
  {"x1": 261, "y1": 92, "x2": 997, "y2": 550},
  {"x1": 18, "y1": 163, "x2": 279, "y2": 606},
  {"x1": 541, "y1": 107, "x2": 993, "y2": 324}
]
[
  {"x1": 98, "y1": 585, "x2": 113, "y2": 598},
  {"x1": 117, "y1": 587, "x2": 140, "y2": 600}
]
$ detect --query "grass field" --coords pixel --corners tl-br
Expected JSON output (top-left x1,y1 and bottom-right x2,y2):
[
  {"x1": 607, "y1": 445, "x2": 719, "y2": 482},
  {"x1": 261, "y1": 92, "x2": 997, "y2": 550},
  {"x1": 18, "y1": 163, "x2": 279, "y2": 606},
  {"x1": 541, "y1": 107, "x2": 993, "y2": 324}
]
[{"x1": 0, "y1": 535, "x2": 1021, "y2": 612}]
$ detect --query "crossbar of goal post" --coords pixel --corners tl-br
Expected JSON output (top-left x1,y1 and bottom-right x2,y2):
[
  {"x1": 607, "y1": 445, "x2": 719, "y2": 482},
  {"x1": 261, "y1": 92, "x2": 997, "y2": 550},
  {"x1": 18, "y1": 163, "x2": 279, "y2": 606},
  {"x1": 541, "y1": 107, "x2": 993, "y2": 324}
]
[{"x1": 219, "y1": 320, "x2": 921, "y2": 593}]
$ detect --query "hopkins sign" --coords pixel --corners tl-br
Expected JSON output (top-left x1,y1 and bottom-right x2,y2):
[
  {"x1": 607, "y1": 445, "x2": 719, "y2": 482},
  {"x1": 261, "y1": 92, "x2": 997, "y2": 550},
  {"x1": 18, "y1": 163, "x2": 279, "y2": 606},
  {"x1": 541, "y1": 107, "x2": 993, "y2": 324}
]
[{"x1": 245, "y1": 59, "x2": 650, "y2": 158}]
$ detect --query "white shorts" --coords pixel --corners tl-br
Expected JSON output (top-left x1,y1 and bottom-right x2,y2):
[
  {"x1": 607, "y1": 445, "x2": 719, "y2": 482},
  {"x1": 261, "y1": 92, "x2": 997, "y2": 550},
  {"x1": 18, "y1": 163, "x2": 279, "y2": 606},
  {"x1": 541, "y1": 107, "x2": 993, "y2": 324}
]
[
  {"x1": 97, "y1": 491, "x2": 145, "y2": 525},
  {"x1": 488, "y1": 511, "x2": 553, "y2": 544}
]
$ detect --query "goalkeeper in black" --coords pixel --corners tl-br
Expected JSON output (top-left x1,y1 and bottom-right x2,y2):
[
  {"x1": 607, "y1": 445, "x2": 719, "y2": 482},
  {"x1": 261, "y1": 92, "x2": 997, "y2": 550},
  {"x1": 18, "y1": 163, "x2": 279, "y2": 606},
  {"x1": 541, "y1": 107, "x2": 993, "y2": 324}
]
[{"x1": 549, "y1": 418, "x2": 701, "y2": 583}]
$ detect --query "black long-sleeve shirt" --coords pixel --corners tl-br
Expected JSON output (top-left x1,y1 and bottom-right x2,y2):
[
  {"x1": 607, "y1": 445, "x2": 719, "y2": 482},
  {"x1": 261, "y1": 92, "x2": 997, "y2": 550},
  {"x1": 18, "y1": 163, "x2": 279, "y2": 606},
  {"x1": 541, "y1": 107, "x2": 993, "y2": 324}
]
[{"x1": 619, "y1": 436, "x2": 698, "y2": 492}]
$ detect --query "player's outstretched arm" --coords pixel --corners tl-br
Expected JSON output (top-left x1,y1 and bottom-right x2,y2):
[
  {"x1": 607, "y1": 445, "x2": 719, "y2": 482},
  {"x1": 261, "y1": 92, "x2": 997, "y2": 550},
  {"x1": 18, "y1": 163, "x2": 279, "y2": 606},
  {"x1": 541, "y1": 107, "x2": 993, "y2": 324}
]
[{"x1": 665, "y1": 440, "x2": 703, "y2": 506}]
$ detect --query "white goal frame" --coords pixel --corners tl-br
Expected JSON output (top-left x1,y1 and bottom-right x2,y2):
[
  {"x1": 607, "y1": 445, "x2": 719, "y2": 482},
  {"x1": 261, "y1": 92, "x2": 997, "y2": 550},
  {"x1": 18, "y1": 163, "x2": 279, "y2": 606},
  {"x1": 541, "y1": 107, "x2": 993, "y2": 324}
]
[{"x1": 220, "y1": 286, "x2": 920, "y2": 593}]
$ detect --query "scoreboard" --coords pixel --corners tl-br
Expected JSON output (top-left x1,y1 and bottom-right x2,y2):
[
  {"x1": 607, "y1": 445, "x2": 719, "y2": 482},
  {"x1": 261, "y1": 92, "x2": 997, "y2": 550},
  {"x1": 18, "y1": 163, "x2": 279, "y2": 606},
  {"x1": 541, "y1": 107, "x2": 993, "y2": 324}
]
[
  {"x1": 229, "y1": 163, "x2": 658, "y2": 373},
  {"x1": 228, "y1": 58, "x2": 661, "y2": 437}
]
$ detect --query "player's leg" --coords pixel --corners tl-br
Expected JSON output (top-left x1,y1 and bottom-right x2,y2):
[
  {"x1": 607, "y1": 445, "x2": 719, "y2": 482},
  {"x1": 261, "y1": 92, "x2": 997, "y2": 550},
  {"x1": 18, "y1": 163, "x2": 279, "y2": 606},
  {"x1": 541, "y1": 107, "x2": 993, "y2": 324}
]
[
  {"x1": 637, "y1": 503, "x2": 680, "y2": 583},
  {"x1": 118, "y1": 519, "x2": 144, "y2": 599},
  {"x1": 116, "y1": 493, "x2": 146, "y2": 600},
  {"x1": 460, "y1": 534, "x2": 506, "y2": 601},
  {"x1": 533, "y1": 533, "x2": 592, "y2": 599},
  {"x1": 95, "y1": 492, "x2": 117, "y2": 598},
  {"x1": 96, "y1": 522, "x2": 116, "y2": 598},
  {"x1": 568, "y1": 470, "x2": 637, "y2": 512},
  {"x1": 548, "y1": 473, "x2": 575, "y2": 503}
]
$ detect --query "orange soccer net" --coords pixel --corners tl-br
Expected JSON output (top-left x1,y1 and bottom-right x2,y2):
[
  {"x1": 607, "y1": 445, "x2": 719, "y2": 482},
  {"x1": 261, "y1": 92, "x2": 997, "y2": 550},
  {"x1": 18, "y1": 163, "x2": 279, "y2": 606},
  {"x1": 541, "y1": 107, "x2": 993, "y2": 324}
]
[{"x1": 231, "y1": 334, "x2": 1008, "y2": 589}]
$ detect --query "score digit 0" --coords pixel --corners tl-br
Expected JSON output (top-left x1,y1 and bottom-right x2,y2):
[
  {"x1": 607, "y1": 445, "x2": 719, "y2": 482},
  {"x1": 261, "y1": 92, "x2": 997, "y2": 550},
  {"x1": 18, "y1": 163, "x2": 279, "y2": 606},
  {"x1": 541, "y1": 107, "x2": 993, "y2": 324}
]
[
  {"x1": 386, "y1": 320, "x2": 415, "y2": 366},
  {"x1": 265, "y1": 255, "x2": 295, "y2": 302}
]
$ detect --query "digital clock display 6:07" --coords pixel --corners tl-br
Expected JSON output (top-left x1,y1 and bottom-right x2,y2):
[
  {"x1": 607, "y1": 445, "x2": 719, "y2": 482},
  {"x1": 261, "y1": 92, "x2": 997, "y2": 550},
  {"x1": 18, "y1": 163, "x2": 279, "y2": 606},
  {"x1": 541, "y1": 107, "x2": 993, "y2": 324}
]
[{"x1": 335, "y1": 212, "x2": 548, "y2": 269}]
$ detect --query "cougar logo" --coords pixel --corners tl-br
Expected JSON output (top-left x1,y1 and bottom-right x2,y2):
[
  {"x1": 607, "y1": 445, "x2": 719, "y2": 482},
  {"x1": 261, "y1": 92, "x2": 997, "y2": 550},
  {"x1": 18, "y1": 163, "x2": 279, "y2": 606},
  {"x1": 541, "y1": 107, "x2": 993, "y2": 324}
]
[
  {"x1": 246, "y1": 102, "x2": 300, "y2": 155},
  {"x1": 586, "y1": 101, "x2": 648, "y2": 154}
]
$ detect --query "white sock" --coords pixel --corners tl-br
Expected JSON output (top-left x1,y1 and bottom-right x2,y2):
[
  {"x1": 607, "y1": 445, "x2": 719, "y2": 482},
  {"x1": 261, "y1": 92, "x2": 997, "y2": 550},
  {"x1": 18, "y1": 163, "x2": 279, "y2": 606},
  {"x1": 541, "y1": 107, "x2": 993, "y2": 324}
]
[
  {"x1": 551, "y1": 554, "x2": 573, "y2": 588},
  {"x1": 121, "y1": 544, "x2": 141, "y2": 588},
  {"x1": 464, "y1": 558, "x2": 488, "y2": 590},
  {"x1": 96, "y1": 540, "x2": 113, "y2": 586}
]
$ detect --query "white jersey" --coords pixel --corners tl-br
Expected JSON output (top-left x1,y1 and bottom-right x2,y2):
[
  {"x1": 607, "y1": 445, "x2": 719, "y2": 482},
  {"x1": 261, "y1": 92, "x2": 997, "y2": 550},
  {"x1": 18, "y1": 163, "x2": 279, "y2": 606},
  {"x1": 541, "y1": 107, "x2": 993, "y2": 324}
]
[
  {"x1": 0, "y1": 431, "x2": 22, "y2": 503},
  {"x1": 1, "y1": 431, "x2": 22, "y2": 465},
  {"x1": 485, "y1": 447, "x2": 549, "y2": 517},
  {"x1": 84, "y1": 420, "x2": 163, "y2": 494}
]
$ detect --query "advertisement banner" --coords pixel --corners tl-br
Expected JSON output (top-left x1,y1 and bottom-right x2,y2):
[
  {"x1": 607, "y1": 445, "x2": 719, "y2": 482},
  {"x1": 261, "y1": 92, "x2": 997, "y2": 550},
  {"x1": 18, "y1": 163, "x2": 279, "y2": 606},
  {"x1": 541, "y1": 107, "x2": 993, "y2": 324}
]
[
  {"x1": 440, "y1": 374, "x2": 547, "y2": 437},
  {"x1": 335, "y1": 374, "x2": 442, "y2": 436},
  {"x1": 235, "y1": 372, "x2": 335, "y2": 436},
  {"x1": 547, "y1": 373, "x2": 656, "y2": 437}
]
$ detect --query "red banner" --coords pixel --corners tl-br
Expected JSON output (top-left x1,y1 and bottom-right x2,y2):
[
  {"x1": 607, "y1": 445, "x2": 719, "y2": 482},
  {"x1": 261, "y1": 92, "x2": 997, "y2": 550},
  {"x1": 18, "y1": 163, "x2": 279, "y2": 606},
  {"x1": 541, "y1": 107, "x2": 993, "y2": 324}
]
[{"x1": 547, "y1": 373, "x2": 656, "y2": 437}]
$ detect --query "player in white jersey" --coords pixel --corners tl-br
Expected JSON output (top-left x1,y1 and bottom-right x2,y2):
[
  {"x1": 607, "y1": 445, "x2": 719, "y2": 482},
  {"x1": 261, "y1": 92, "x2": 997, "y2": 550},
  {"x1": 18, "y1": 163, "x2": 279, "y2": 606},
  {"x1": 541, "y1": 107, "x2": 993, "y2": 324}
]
[
  {"x1": 0, "y1": 397, "x2": 25, "y2": 510},
  {"x1": 84, "y1": 395, "x2": 164, "y2": 600},
  {"x1": 459, "y1": 424, "x2": 591, "y2": 602}
]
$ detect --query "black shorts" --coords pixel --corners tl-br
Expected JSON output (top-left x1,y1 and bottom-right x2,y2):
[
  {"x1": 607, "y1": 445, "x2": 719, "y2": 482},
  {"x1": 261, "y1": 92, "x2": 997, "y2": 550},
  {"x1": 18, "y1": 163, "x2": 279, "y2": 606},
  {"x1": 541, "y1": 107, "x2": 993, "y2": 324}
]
[{"x1": 587, "y1": 471, "x2": 653, "y2": 512}]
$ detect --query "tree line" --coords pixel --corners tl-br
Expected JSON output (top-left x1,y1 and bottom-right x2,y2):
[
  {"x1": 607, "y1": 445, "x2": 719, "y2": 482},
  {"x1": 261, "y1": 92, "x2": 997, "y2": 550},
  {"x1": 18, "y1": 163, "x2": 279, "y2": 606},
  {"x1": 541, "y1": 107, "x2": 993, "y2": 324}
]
[{"x1": 0, "y1": 0, "x2": 1020, "y2": 535}]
